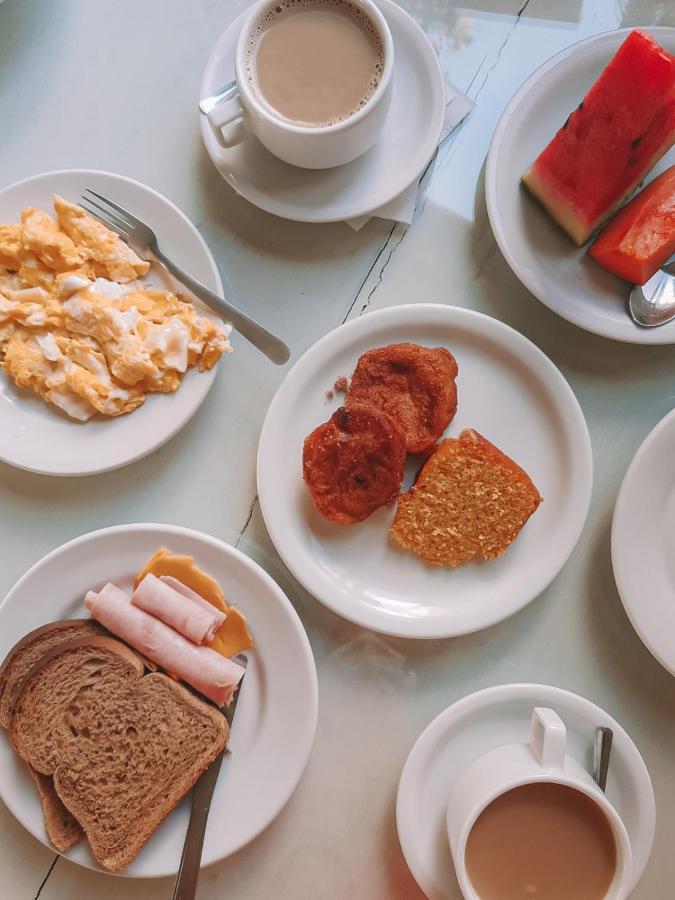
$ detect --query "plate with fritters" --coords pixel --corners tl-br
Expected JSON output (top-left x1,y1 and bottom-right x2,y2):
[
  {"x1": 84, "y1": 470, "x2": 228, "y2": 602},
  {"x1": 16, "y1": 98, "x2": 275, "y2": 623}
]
[
  {"x1": 257, "y1": 304, "x2": 593, "y2": 638},
  {"x1": 0, "y1": 169, "x2": 229, "y2": 476}
]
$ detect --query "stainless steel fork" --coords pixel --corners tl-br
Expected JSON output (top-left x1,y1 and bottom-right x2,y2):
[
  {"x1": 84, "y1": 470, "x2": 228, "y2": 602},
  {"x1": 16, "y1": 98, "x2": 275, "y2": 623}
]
[{"x1": 79, "y1": 189, "x2": 290, "y2": 365}]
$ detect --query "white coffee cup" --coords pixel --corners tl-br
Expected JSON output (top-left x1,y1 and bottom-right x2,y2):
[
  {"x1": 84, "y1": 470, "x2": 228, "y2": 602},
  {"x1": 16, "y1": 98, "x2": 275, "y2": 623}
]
[
  {"x1": 206, "y1": 0, "x2": 394, "y2": 169},
  {"x1": 446, "y1": 707, "x2": 633, "y2": 900}
]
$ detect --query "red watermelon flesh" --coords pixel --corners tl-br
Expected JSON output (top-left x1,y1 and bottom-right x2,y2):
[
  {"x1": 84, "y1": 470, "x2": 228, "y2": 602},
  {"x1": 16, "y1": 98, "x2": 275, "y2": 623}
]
[
  {"x1": 589, "y1": 165, "x2": 675, "y2": 284},
  {"x1": 522, "y1": 30, "x2": 675, "y2": 246}
]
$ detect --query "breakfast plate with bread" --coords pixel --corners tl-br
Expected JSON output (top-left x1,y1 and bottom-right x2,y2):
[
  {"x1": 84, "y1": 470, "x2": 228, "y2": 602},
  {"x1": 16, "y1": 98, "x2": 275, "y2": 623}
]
[
  {"x1": 257, "y1": 303, "x2": 593, "y2": 638},
  {"x1": 0, "y1": 523, "x2": 318, "y2": 877}
]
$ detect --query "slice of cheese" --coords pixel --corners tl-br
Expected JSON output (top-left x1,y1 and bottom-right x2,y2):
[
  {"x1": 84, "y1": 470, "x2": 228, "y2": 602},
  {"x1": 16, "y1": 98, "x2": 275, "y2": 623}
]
[{"x1": 135, "y1": 548, "x2": 253, "y2": 656}]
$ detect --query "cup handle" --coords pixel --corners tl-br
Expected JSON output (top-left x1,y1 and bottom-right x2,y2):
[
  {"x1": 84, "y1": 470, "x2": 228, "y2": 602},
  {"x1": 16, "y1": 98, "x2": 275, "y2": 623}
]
[
  {"x1": 207, "y1": 92, "x2": 249, "y2": 148},
  {"x1": 529, "y1": 707, "x2": 566, "y2": 769}
]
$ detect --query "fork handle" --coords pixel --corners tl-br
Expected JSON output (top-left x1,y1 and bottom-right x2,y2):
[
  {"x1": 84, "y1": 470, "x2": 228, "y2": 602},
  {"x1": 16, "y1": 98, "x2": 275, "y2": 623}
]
[{"x1": 152, "y1": 245, "x2": 290, "y2": 365}]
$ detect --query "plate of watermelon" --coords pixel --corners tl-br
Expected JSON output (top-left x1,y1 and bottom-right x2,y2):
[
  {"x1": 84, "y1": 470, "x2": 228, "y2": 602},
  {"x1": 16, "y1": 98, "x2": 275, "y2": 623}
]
[{"x1": 486, "y1": 27, "x2": 675, "y2": 344}]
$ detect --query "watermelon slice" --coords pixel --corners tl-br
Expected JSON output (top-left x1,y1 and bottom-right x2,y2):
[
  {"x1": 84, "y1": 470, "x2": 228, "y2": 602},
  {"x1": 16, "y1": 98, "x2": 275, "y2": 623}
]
[
  {"x1": 589, "y1": 165, "x2": 675, "y2": 284},
  {"x1": 522, "y1": 30, "x2": 675, "y2": 245}
]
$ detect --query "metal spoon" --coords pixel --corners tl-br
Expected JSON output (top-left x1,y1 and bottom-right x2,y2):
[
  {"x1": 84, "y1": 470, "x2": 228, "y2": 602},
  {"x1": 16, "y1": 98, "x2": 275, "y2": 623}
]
[
  {"x1": 199, "y1": 79, "x2": 237, "y2": 115},
  {"x1": 593, "y1": 726, "x2": 613, "y2": 792},
  {"x1": 628, "y1": 260, "x2": 675, "y2": 328}
]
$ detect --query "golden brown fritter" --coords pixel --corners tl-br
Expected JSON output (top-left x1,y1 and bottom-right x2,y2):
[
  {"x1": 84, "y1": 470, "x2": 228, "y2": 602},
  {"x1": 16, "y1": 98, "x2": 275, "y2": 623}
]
[
  {"x1": 346, "y1": 343, "x2": 458, "y2": 454},
  {"x1": 302, "y1": 405, "x2": 406, "y2": 525}
]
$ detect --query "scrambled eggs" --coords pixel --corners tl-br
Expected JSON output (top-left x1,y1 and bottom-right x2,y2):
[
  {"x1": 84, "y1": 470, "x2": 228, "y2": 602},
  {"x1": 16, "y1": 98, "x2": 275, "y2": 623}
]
[{"x1": 0, "y1": 196, "x2": 231, "y2": 421}]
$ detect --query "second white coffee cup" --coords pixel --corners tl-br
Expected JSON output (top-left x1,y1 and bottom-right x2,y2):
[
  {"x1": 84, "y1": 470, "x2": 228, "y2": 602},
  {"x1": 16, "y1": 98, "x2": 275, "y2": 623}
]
[
  {"x1": 207, "y1": 0, "x2": 395, "y2": 169},
  {"x1": 446, "y1": 707, "x2": 633, "y2": 900}
]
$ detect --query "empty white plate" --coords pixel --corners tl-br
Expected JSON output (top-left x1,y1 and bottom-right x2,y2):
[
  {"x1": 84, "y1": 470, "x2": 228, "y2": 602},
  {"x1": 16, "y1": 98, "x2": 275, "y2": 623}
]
[
  {"x1": 0, "y1": 169, "x2": 226, "y2": 476},
  {"x1": 486, "y1": 27, "x2": 675, "y2": 344},
  {"x1": 199, "y1": 0, "x2": 445, "y2": 223},
  {"x1": 396, "y1": 683, "x2": 655, "y2": 899},
  {"x1": 0, "y1": 523, "x2": 318, "y2": 877},
  {"x1": 257, "y1": 304, "x2": 593, "y2": 638},
  {"x1": 612, "y1": 408, "x2": 675, "y2": 675}
]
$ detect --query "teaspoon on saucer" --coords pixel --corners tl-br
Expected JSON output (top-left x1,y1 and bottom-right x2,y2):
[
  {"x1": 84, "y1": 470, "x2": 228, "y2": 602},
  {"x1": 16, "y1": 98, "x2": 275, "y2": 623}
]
[
  {"x1": 593, "y1": 726, "x2": 613, "y2": 792},
  {"x1": 199, "y1": 80, "x2": 237, "y2": 115},
  {"x1": 628, "y1": 260, "x2": 675, "y2": 328}
]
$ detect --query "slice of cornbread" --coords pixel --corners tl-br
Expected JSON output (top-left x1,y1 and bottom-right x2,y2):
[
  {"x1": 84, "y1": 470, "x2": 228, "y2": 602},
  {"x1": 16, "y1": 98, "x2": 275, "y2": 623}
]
[{"x1": 390, "y1": 429, "x2": 542, "y2": 567}]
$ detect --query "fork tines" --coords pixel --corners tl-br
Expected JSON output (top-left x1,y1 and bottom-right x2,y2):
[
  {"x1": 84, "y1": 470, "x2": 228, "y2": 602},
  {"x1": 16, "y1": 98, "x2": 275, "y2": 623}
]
[
  {"x1": 79, "y1": 189, "x2": 151, "y2": 249},
  {"x1": 79, "y1": 195, "x2": 131, "y2": 241}
]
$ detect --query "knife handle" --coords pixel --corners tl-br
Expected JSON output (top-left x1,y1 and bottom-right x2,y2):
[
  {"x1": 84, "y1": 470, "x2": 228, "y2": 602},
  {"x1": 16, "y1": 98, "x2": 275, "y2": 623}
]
[{"x1": 171, "y1": 779, "x2": 218, "y2": 900}]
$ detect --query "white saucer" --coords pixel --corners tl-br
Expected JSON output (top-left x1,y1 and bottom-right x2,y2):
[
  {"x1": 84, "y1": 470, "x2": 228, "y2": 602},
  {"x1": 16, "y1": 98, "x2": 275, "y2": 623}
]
[
  {"x1": 257, "y1": 303, "x2": 592, "y2": 639},
  {"x1": 199, "y1": 0, "x2": 445, "y2": 223},
  {"x1": 0, "y1": 169, "x2": 225, "y2": 476},
  {"x1": 0, "y1": 524, "x2": 318, "y2": 878},
  {"x1": 396, "y1": 683, "x2": 655, "y2": 900},
  {"x1": 486, "y1": 27, "x2": 675, "y2": 345},
  {"x1": 612, "y1": 408, "x2": 675, "y2": 676}
]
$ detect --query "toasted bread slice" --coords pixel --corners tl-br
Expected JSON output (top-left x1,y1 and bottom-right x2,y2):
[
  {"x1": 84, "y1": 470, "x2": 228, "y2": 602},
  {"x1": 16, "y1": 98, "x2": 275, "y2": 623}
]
[
  {"x1": 29, "y1": 767, "x2": 82, "y2": 852},
  {"x1": 0, "y1": 619, "x2": 102, "y2": 728},
  {"x1": 390, "y1": 429, "x2": 542, "y2": 567},
  {"x1": 10, "y1": 635, "x2": 228, "y2": 871},
  {"x1": 0, "y1": 619, "x2": 103, "y2": 851}
]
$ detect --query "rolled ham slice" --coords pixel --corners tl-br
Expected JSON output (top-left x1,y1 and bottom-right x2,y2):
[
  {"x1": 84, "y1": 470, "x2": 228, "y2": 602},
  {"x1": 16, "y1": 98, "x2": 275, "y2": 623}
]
[
  {"x1": 131, "y1": 573, "x2": 225, "y2": 645},
  {"x1": 85, "y1": 583, "x2": 244, "y2": 705},
  {"x1": 160, "y1": 575, "x2": 227, "y2": 617}
]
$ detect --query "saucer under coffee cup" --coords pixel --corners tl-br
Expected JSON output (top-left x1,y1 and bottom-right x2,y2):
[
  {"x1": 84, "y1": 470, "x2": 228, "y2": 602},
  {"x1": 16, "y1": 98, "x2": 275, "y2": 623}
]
[{"x1": 206, "y1": 0, "x2": 395, "y2": 169}]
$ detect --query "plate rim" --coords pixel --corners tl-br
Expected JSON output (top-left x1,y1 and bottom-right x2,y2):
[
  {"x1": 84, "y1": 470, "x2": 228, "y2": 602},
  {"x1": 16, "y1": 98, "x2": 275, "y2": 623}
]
[
  {"x1": 0, "y1": 522, "x2": 319, "y2": 878},
  {"x1": 485, "y1": 25, "x2": 675, "y2": 346},
  {"x1": 199, "y1": 0, "x2": 446, "y2": 224},
  {"x1": 257, "y1": 302, "x2": 593, "y2": 638},
  {"x1": 0, "y1": 168, "x2": 224, "y2": 477},
  {"x1": 395, "y1": 682, "x2": 656, "y2": 899},
  {"x1": 611, "y1": 407, "x2": 675, "y2": 676}
]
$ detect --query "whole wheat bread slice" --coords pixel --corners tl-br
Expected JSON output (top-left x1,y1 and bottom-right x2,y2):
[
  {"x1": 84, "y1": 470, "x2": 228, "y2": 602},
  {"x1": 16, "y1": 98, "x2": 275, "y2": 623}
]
[
  {"x1": 0, "y1": 619, "x2": 102, "y2": 728},
  {"x1": 10, "y1": 635, "x2": 229, "y2": 871},
  {"x1": 0, "y1": 619, "x2": 103, "y2": 850},
  {"x1": 29, "y1": 767, "x2": 83, "y2": 852}
]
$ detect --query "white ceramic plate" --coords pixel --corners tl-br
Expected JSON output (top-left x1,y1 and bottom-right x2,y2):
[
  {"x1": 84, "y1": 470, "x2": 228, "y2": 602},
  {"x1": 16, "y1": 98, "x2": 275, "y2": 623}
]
[
  {"x1": 257, "y1": 304, "x2": 592, "y2": 638},
  {"x1": 396, "y1": 683, "x2": 655, "y2": 899},
  {"x1": 0, "y1": 524, "x2": 318, "y2": 878},
  {"x1": 0, "y1": 169, "x2": 226, "y2": 476},
  {"x1": 486, "y1": 27, "x2": 675, "y2": 345},
  {"x1": 199, "y1": 0, "x2": 445, "y2": 223},
  {"x1": 612, "y1": 408, "x2": 675, "y2": 675}
]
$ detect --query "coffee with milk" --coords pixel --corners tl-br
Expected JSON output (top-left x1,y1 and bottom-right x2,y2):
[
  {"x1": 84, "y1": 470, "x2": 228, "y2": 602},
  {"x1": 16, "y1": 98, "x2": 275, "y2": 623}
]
[{"x1": 244, "y1": 0, "x2": 385, "y2": 127}]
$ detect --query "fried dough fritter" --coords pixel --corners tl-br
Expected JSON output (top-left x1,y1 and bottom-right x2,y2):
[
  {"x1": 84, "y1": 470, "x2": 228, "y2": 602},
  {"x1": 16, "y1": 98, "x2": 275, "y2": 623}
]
[
  {"x1": 302, "y1": 405, "x2": 406, "y2": 525},
  {"x1": 346, "y1": 343, "x2": 458, "y2": 454}
]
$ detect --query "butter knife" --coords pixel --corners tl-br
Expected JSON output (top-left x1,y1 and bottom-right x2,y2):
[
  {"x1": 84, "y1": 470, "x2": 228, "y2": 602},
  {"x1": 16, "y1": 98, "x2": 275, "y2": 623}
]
[{"x1": 171, "y1": 655, "x2": 247, "y2": 900}]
